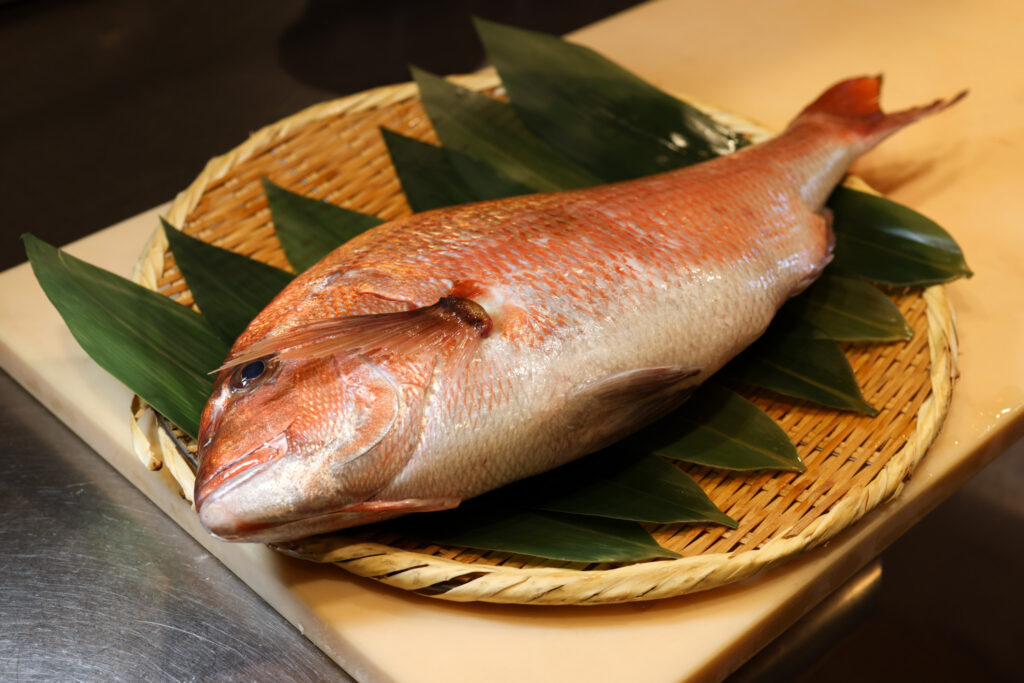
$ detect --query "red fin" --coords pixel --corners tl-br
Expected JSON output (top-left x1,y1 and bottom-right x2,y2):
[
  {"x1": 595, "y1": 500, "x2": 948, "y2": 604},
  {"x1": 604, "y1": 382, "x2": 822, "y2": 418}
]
[
  {"x1": 219, "y1": 296, "x2": 491, "y2": 372},
  {"x1": 795, "y1": 75, "x2": 966, "y2": 143}
]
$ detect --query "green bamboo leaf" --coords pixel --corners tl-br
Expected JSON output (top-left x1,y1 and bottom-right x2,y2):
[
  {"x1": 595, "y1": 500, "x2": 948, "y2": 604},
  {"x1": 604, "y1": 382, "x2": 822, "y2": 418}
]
[
  {"x1": 475, "y1": 18, "x2": 744, "y2": 182},
  {"x1": 24, "y1": 235, "x2": 227, "y2": 438},
  {"x1": 162, "y1": 219, "x2": 293, "y2": 345},
  {"x1": 528, "y1": 452, "x2": 736, "y2": 527},
  {"x1": 262, "y1": 178, "x2": 383, "y2": 272},
  {"x1": 382, "y1": 128, "x2": 479, "y2": 211},
  {"x1": 392, "y1": 506, "x2": 680, "y2": 563},
  {"x1": 380, "y1": 128, "x2": 532, "y2": 212},
  {"x1": 726, "y1": 315, "x2": 877, "y2": 415},
  {"x1": 640, "y1": 383, "x2": 804, "y2": 471},
  {"x1": 411, "y1": 66, "x2": 600, "y2": 192},
  {"x1": 829, "y1": 186, "x2": 972, "y2": 286},
  {"x1": 784, "y1": 272, "x2": 913, "y2": 342}
]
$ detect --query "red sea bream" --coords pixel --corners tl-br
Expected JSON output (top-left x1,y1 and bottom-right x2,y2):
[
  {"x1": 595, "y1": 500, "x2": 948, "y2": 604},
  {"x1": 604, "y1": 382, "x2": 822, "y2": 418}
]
[{"x1": 193, "y1": 76, "x2": 962, "y2": 542}]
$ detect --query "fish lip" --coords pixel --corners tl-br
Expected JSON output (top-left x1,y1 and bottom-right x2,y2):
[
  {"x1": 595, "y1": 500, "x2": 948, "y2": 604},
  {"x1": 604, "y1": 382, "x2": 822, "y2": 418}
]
[
  {"x1": 202, "y1": 495, "x2": 367, "y2": 541},
  {"x1": 208, "y1": 505, "x2": 413, "y2": 543},
  {"x1": 194, "y1": 433, "x2": 287, "y2": 511}
]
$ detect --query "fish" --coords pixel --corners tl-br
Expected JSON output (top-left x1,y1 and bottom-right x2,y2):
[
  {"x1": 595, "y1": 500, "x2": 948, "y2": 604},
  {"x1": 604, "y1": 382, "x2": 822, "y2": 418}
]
[{"x1": 193, "y1": 76, "x2": 963, "y2": 543}]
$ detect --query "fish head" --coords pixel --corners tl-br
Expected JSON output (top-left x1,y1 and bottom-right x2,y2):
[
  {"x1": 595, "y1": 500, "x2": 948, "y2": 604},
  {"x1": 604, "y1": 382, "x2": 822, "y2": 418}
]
[{"x1": 194, "y1": 352, "x2": 402, "y2": 542}]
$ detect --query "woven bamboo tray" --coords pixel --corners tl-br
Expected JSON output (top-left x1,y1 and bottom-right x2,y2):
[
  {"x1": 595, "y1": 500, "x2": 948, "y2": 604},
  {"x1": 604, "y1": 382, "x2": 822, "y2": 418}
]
[{"x1": 129, "y1": 73, "x2": 958, "y2": 606}]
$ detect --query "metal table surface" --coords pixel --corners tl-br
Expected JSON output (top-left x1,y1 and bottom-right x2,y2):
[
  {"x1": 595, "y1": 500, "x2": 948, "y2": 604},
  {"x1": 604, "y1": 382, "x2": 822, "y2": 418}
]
[{"x1": 0, "y1": 369, "x2": 347, "y2": 680}]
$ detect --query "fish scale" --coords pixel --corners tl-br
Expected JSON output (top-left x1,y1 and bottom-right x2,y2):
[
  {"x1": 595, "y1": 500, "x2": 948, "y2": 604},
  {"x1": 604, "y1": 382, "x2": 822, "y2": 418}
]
[{"x1": 192, "y1": 76, "x2": 963, "y2": 542}]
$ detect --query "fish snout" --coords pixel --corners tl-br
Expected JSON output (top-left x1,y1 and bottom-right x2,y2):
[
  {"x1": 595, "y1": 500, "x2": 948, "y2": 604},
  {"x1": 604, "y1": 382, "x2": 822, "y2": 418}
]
[{"x1": 194, "y1": 433, "x2": 288, "y2": 537}]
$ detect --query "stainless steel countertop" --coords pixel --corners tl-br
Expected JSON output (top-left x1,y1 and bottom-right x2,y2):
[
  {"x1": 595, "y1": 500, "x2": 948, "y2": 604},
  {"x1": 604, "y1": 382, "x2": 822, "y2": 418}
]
[{"x1": 0, "y1": 369, "x2": 348, "y2": 681}]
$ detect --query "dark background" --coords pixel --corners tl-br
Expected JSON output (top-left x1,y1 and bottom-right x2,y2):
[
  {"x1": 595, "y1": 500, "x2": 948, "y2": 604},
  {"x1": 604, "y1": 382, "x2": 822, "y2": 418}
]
[
  {"x1": 0, "y1": 0, "x2": 642, "y2": 270},
  {"x1": 1, "y1": 1, "x2": 1022, "y2": 681}
]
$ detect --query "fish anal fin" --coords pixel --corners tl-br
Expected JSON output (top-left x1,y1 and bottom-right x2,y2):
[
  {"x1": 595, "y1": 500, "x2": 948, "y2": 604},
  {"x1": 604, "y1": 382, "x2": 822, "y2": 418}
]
[
  {"x1": 790, "y1": 207, "x2": 835, "y2": 298},
  {"x1": 565, "y1": 366, "x2": 700, "y2": 451},
  {"x1": 219, "y1": 296, "x2": 492, "y2": 372}
]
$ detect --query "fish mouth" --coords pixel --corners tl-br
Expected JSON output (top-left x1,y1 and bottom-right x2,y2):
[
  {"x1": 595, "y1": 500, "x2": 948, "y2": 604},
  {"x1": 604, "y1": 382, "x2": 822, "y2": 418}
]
[
  {"x1": 194, "y1": 432, "x2": 393, "y2": 542},
  {"x1": 204, "y1": 505, "x2": 414, "y2": 544},
  {"x1": 194, "y1": 433, "x2": 287, "y2": 513}
]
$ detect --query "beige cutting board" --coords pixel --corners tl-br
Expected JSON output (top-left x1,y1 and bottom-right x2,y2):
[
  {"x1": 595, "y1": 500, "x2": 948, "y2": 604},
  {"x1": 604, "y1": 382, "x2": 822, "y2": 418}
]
[{"x1": 2, "y1": 1, "x2": 1023, "y2": 680}]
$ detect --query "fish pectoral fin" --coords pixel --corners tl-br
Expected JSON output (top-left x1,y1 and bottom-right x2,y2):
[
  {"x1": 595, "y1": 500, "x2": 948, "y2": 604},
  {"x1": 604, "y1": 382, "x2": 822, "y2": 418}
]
[
  {"x1": 339, "y1": 497, "x2": 461, "y2": 514},
  {"x1": 565, "y1": 366, "x2": 701, "y2": 450},
  {"x1": 218, "y1": 297, "x2": 492, "y2": 371}
]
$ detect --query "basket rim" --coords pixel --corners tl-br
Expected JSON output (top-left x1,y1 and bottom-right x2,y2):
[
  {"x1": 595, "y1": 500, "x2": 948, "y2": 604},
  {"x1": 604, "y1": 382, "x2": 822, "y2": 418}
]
[{"x1": 128, "y1": 75, "x2": 958, "y2": 605}]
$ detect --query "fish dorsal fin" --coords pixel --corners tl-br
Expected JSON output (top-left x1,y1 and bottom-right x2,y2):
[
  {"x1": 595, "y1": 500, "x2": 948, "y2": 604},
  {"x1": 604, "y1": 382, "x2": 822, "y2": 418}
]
[
  {"x1": 563, "y1": 366, "x2": 701, "y2": 452},
  {"x1": 218, "y1": 296, "x2": 492, "y2": 372}
]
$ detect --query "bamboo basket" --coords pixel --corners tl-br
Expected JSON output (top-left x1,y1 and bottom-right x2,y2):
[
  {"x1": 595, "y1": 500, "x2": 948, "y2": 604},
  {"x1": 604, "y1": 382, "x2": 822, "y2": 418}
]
[{"x1": 128, "y1": 73, "x2": 957, "y2": 605}]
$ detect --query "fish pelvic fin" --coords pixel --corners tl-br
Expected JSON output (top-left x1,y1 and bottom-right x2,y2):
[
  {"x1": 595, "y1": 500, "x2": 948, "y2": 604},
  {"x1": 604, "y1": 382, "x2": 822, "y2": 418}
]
[
  {"x1": 333, "y1": 497, "x2": 461, "y2": 515},
  {"x1": 795, "y1": 75, "x2": 967, "y2": 147},
  {"x1": 218, "y1": 296, "x2": 492, "y2": 372},
  {"x1": 561, "y1": 366, "x2": 701, "y2": 453}
]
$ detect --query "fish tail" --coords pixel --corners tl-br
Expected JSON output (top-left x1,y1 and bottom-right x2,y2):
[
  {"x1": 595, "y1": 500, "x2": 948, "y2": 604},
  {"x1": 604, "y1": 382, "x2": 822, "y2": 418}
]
[{"x1": 795, "y1": 75, "x2": 966, "y2": 148}]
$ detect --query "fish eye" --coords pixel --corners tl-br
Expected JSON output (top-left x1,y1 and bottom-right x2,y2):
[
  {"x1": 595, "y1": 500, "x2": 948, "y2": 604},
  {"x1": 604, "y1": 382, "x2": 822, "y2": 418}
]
[{"x1": 229, "y1": 358, "x2": 274, "y2": 391}]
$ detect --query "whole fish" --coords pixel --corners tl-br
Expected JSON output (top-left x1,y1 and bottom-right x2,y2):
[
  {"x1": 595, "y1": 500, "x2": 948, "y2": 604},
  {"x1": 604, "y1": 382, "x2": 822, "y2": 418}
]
[{"x1": 195, "y1": 76, "x2": 962, "y2": 542}]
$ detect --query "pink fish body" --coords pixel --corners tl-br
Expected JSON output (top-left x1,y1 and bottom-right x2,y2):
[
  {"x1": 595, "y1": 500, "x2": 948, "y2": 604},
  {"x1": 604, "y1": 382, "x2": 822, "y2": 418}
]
[{"x1": 194, "y1": 76, "x2": 961, "y2": 542}]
